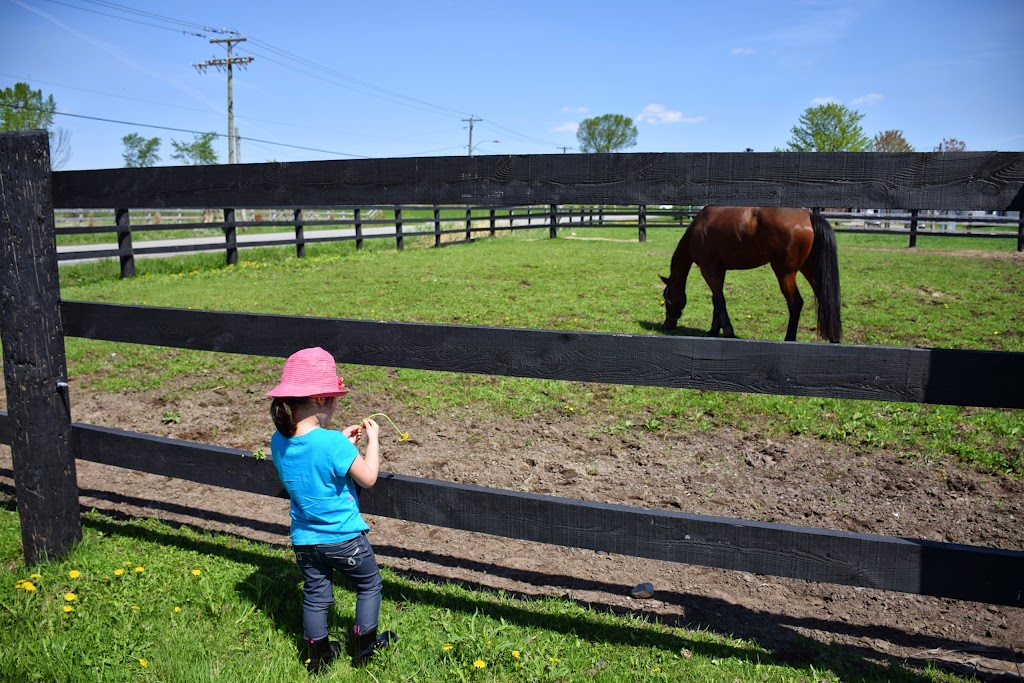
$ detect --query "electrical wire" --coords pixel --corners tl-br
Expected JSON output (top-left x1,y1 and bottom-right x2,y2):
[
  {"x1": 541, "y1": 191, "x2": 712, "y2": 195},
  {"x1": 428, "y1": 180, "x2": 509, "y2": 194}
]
[{"x1": 0, "y1": 102, "x2": 369, "y2": 158}]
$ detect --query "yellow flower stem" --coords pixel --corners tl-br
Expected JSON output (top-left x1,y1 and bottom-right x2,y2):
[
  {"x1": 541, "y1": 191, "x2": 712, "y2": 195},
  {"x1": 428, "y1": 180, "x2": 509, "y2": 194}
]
[{"x1": 363, "y1": 413, "x2": 409, "y2": 441}]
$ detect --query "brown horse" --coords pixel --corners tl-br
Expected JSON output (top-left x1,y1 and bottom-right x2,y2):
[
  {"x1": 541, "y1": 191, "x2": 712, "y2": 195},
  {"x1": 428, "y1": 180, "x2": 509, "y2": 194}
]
[{"x1": 661, "y1": 206, "x2": 842, "y2": 342}]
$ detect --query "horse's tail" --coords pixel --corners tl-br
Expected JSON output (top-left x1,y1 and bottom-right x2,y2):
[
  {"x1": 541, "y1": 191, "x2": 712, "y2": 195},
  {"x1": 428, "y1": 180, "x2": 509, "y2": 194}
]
[{"x1": 809, "y1": 212, "x2": 842, "y2": 343}]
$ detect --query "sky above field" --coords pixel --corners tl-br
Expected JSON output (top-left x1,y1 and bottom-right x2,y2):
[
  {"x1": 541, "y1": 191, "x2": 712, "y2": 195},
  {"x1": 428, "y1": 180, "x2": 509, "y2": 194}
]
[{"x1": 2, "y1": 0, "x2": 1022, "y2": 170}]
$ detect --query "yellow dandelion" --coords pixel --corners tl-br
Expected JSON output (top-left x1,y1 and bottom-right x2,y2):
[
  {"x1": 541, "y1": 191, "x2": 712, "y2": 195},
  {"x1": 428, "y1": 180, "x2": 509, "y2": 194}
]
[
  {"x1": 114, "y1": 569, "x2": 124, "y2": 576},
  {"x1": 191, "y1": 569, "x2": 201, "y2": 576},
  {"x1": 21, "y1": 581, "x2": 36, "y2": 592},
  {"x1": 512, "y1": 650, "x2": 520, "y2": 659},
  {"x1": 30, "y1": 573, "x2": 41, "y2": 580},
  {"x1": 548, "y1": 657, "x2": 560, "y2": 663},
  {"x1": 64, "y1": 592, "x2": 76, "y2": 602},
  {"x1": 139, "y1": 659, "x2": 148, "y2": 668},
  {"x1": 994, "y1": 331, "x2": 1000, "y2": 335},
  {"x1": 443, "y1": 643, "x2": 454, "y2": 651},
  {"x1": 486, "y1": 641, "x2": 492, "y2": 646},
  {"x1": 131, "y1": 605, "x2": 140, "y2": 611},
  {"x1": 63, "y1": 606, "x2": 74, "y2": 613},
  {"x1": 68, "y1": 570, "x2": 80, "y2": 579},
  {"x1": 653, "y1": 667, "x2": 661, "y2": 673},
  {"x1": 124, "y1": 562, "x2": 132, "y2": 566},
  {"x1": 473, "y1": 659, "x2": 486, "y2": 669},
  {"x1": 563, "y1": 405, "x2": 574, "y2": 412},
  {"x1": 174, "y1": 607, "x2": 182, "y2": 613},
  {"x1": 15, "y1": 580, "x2": 25, "y2": 589},
  {"x1": 135, "y1": 566, "x2": 144, "y2": 573}
]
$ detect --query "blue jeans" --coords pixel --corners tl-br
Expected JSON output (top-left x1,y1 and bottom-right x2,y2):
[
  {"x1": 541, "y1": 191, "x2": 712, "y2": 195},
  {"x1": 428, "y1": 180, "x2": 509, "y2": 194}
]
[{"x1": 293, "y1": 533, "x2": 383, "y2": 641}]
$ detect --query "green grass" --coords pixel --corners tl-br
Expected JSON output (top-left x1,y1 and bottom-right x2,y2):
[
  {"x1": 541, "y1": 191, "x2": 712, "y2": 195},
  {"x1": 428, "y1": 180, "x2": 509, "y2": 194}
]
[
  {"x1": 0, "y1": 502, "x2": 970, "y2": 682},
  {"x1": 51, "y1": 228, "x2": 1024, "y2": 478}
]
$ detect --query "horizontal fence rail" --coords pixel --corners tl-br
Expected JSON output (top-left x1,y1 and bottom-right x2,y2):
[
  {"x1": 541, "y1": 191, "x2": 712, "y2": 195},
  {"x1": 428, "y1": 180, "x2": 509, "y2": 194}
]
[
  {"x1": 0, "y1": 411, "x2": 1020, "y2": 607},
  {"x1": 51, "y1": 152, "x2": 1024, "y2": 211},
  {"x1": 61, "y1": 301, "x2": 1024, "y2": 410}
]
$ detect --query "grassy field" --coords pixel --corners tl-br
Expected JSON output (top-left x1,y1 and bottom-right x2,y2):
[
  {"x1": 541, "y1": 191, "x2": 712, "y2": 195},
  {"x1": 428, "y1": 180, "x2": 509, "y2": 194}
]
[
  {"x1": 2, "y1": 226, "x2": 1021, "y2": 682},
  {"x1": 55, "y1": 225, "x2": 1024, "y2": 478},
  {"x1": 0, "y1": 502, "x2": 972, "y2": 683}
]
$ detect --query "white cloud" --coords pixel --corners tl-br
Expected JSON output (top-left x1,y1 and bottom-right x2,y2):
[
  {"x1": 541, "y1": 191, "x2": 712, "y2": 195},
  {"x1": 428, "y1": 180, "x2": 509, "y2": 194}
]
[
  {"x1": 635, "y1": 104, "x2": 705, "y2": 125},
  {"x1": 852, "y1": 92, "x2": 884, "y2": 105},
  {"x1": 551, "y1": 122, "x2": 579, "y2": 133},
  {"x1": 560, "y1": 106, "x2": 589, "y2": 114},
  {"x1": 810, "y1": 96, "x2": 841, "y2": 105},
  {"x1": 730, "y1": 47, "x2": 755, "y2": 56}
]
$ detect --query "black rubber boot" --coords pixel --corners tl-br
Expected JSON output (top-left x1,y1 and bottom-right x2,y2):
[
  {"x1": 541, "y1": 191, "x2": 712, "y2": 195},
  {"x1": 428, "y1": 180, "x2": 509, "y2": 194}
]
[
  {"x1": 351, "y1": 627, "x2": 398, "y2": 666},
  {"x1": 305, "y1": 636, "x2": 342, "y2": 674}
]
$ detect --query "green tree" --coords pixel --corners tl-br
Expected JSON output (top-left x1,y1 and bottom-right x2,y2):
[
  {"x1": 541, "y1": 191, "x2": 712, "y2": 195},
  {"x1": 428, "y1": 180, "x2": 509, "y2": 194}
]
[
  {"x1": 786, "y1": 103, "x2": 871, "y2": 152},
  {"x1": 873, "y1": 129, "x2": 914, "y2": 152},
  {"x1": 0, "y1": 81, "x2": 71, "y2": 168},
  {"x1": 934, "y1": 138, "x2": 966, "y2": 152},
  {"x1": 170, "y1": 132, "x2": 219, "y2": 165},
  {"x1": 122, "y1": 133, "x2": 162, "y2": 167},
  {"x1": 576, "y1": 114, "x2": 638, "y2": 153}
]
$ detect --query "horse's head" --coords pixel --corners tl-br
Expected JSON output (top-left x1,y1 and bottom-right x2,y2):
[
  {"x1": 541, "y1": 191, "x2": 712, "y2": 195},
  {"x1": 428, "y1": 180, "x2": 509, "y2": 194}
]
[{"x1": 660, "y1": 274, "x2": 685, "y2": 331}]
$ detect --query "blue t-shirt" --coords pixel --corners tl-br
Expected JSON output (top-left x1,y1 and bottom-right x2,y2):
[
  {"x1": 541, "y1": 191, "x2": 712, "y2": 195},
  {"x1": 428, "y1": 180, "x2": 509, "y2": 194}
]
[{"x1": 270, "y1": 427, "x2": 370, "y2": 546}]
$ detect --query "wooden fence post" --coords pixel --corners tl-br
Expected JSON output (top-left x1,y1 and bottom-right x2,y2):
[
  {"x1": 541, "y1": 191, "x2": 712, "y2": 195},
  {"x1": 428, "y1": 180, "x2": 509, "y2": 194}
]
[
  {"x1": 354, "y1": 208, "x2": 363, "y2": 250},
  {"x1": 1017, "y1": 210, "x2": 1023, "y2": 253},
  {"x1": 909, "y1": 209, "x2": 919, "y2": 249},
  {"x1": 549, "y1": 203, "x2": 558, "y2": 239},
  {"x1": 0, "y1": 131, "x2": 81, "y2": 565},
  {"x1": 638, "y1": 204, "x2": 647, "y2": 243},
  {"x1": 395, "y1": 206, "x2": 404, "y2": 251},
  {"x1": 294, "y1": 208, "x2": 305, "y2": 258},
  {"x1": 465, "y1": 206, "x2": 472, "y2": 241},
  {"x1": 115, "y1": 207, "x2": 136, "y2": 278},
  {"x1": 433, "y1": 205, "x2": 441, "y2": 247},
  {"x1": 223, "y1": 207, "x2": 238, "y2": 265},
  {"x1": 489, "y1": 208, "x2": 496, "y2": 237}
]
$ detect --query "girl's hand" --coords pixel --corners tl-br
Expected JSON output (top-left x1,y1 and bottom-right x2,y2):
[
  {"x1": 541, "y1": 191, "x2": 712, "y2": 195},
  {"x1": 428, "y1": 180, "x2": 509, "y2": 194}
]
[
  {"x1": 361, "y1": 418, "x2": 380, "y2": 442},
  {"x1": 342, "y1": 424, "x2": 361, "y2": 445}
]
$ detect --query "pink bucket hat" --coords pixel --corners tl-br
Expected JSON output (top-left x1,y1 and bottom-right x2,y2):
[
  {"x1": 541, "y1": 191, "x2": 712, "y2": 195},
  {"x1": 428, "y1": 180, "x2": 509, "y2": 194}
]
[{"x1": 267, "y1": 347, "x2": 350, "y2": 398}]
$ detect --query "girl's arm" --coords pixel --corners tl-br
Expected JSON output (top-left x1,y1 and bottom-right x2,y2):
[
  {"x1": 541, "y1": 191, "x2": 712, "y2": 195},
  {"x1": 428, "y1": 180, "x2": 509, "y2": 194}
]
[{"x1": 347, "y1": 418, "x2": 380, "y2": 488}]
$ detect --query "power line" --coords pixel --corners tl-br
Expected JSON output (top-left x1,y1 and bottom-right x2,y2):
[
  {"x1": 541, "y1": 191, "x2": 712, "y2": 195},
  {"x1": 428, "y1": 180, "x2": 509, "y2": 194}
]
[
  {"x1": 0, "y1": 102, "x2": 369, "y2": 158},
  {"x1": 33, "y1": 0, "x2": 210, "y2": 37}
]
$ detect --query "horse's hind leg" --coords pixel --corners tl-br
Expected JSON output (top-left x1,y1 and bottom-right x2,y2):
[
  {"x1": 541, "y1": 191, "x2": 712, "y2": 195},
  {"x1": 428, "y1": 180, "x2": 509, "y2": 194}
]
[
  {"x1": 774, "y1": 268, "x2": 804, "y2": 342},
  {"x1": 700, "y1": 266, "x2": 735, "y2": 337}
]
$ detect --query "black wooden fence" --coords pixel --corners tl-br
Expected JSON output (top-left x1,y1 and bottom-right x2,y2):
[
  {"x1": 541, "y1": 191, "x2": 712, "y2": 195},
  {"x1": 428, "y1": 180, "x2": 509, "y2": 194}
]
[
  {"x1": 2, "y1": 131, "x2": 1023, "y2": 608},
  {"x1": 52, "y1": 204, "x2": 1023, "y2": 277}
]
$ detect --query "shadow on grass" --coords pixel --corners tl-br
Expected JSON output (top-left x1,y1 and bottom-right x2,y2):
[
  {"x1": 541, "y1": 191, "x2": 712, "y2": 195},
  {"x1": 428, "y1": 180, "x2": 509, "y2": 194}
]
[{"x1": 0, "y1": 487, "x2": 988, "y2": 682}]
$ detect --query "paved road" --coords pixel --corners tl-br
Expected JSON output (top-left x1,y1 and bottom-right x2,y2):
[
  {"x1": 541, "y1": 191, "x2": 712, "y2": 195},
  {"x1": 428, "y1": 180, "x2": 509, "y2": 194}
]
[{"x1": 56, "y1": 215, "x2": 588, "y2": 264}]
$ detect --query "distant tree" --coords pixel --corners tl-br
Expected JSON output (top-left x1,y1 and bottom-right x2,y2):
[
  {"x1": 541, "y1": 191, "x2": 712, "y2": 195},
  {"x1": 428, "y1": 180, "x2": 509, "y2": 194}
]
[
  {"x1": 786, "y1": 103, "x2": 871, "y2": 152},
  {"x1": 122, "y1": 133, "x2": 162, "y2": 167},
  {"x1": 576, "y1": 114, "x2": 638, "y2": 153},
  {"x1": 934, "y1": 138, "x2": 967, "y2": 152},
  {"x1": 0, "y1": 81, "x2": 71, "y2": 168},
  {"x1": 170, "y1": 132, "x2": 219, "y2": 165},
  {"x1": 873, "y1": 129, "x2": 914, "y2": 152}
]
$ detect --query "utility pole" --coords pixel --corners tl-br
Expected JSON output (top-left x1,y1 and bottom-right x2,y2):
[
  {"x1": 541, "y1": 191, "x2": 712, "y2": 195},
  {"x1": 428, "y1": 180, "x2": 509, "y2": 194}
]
[
  {"x1": 557, "y1": 146, "x2": 573, "y2": 153},
  {"x1": 462, "y1": 116, "x2": 482, "y2": 156},
  {"x1": 194, "y1": 36, "x2": 253, "y2": 164}
]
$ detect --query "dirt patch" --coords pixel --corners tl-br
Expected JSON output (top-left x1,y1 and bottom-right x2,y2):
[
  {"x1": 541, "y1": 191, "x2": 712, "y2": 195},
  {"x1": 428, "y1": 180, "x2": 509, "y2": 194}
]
[{"x1": 2, "y1": 381, "x2": 1022, "y2": 679}]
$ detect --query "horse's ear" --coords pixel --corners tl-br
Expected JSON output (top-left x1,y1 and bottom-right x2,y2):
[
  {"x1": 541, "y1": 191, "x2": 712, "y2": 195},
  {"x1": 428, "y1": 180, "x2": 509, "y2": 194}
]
[{"x1": 660, "y1": 275, "x2": 670, "y2": 285}]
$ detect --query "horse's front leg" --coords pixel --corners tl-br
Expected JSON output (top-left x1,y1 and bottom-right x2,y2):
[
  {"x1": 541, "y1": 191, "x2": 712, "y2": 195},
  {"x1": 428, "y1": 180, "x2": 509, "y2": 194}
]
[{"x1": 701, "y1": 267, "x2": 735, "y2": 338}]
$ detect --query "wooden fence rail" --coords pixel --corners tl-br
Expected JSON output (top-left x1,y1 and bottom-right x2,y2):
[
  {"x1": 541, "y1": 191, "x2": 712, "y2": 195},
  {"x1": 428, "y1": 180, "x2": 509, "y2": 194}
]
[
  {"x1": 0, "y1": 412, "x2": 1022, "y2": 607},
  {"x1": 3, "y1": 131, "x2": 1023, "y2": 605}
]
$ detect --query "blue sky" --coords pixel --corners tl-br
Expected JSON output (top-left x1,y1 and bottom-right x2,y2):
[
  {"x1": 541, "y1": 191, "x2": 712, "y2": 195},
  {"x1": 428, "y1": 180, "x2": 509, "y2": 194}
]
[{"x1": 2, "y1": 0, "x2": 1022, "y2": 170}]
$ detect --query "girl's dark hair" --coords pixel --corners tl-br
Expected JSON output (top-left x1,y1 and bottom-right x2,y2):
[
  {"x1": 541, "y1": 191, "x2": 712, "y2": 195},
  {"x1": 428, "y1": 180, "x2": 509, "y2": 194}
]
[
  {"x1": 271, "y1": 397, "x2": 309, "y2": 437},
  {"x1": 270, "y1": 396, "x2": 336, "y2": 436}
]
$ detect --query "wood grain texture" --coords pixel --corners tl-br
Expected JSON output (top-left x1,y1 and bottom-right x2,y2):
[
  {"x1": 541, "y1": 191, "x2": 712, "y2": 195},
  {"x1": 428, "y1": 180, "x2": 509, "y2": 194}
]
[
  {"x1": 51, "y1": 152, "x2": 1024, "y2": 211},
  {"x1": 0, "y1": 131, "x2": 82, "y2": 563},
  {"x1": 0, "y1": 411, "x2": 1019, "y2": 606},
  {"x1": 61, "y1": 301, "x2": 1024, "y2": 408}
]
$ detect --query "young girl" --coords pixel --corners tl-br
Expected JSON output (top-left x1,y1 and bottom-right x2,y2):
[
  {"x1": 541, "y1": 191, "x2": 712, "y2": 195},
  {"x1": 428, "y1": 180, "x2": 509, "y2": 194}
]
[{"x1": 267, "y1": 346, "x2": 397, "y2": 673}]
